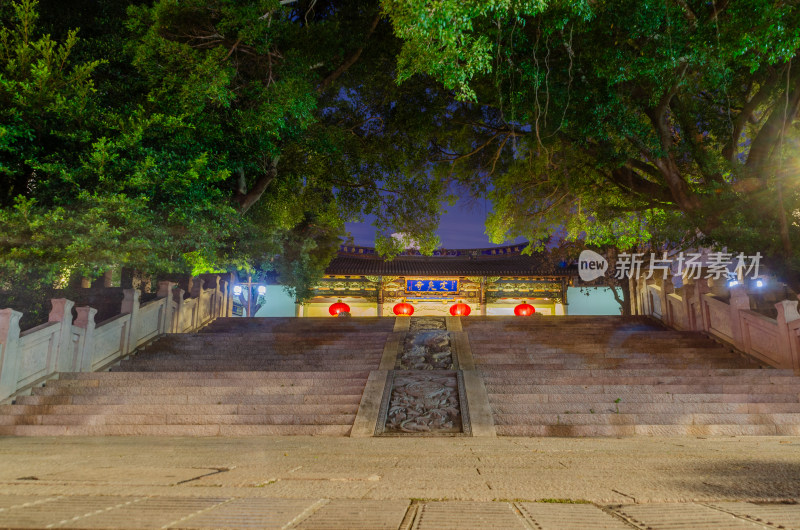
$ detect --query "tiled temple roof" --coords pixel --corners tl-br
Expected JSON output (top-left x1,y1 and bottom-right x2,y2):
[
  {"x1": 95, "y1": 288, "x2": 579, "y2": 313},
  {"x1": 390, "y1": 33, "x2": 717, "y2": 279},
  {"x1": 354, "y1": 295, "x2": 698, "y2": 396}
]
[{"x1": 325, "y1": 243, "x2": 576, "y2": 277}]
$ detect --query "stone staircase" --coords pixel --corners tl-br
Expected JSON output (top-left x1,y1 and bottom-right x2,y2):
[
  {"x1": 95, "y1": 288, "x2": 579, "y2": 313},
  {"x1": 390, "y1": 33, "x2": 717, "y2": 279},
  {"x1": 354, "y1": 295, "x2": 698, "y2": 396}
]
[
  {"x1": 462, "y1": 316, "x2": 800, "y2": 436},
  {"x1": 0, "y1": 318, "x2": 393, "y2": 435},
  {"x1": 2, "y1": 315, "x2": 799, "y2": 436}
]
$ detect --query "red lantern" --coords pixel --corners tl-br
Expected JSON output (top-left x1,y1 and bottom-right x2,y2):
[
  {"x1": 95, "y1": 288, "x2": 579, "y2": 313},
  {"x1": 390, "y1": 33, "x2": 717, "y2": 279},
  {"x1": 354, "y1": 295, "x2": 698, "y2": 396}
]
[
  {"x1": 329, "y1": 300, "x2": 350, "y2": 316},
  {"x1": 449, "y1": 301, "x2": 471, "y2": 316},
  {"x1": 393, "y1": 301, "x2": 414, "y2": 316},
  {"x1": 514, "y1": 302, "x2": 535, "y2": 316}
]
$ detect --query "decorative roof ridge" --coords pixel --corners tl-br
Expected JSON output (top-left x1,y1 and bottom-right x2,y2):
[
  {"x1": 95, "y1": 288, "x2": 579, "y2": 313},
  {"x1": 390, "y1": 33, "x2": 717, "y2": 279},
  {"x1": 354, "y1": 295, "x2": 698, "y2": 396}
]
[{"x1": 338, "y1": 242, "x2": 531, "y2": 258}]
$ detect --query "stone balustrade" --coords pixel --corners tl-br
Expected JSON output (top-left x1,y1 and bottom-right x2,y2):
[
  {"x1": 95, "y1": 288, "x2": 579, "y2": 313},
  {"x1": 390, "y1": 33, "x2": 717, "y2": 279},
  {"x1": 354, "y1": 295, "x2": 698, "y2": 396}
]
[
  {"x1": 0, "y1": 275, "x2": 232, "y2": 403},
  {"x1": 632, "y1": 276, "x2": 800, "y2": 372}
]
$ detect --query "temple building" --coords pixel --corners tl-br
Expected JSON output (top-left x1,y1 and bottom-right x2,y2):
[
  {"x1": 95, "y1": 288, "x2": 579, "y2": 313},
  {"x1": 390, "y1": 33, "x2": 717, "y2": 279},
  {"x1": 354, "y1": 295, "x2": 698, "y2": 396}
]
[{"x1": 299, "y1": 243, "x2": 577, "y2": 317}]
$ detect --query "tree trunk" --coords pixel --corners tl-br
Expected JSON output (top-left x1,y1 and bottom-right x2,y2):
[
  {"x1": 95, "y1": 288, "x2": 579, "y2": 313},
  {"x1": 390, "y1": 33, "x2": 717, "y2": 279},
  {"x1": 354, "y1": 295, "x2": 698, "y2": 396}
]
[{"x1": 611, "y1": 280, "x2": 631, "y2": 316}]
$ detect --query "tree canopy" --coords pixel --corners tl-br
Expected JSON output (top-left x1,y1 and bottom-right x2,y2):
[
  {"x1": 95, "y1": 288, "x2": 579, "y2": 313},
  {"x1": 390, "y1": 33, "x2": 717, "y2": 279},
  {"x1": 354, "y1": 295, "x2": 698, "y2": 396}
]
[
  {"x1": 383, "y1": 0, "x2": 800, "y2": 288},
  {"x1": 1, "y1": 0, "x2": 445, "y2": 299},
  {"x1": 2, "y1": 0, "x2": 799, "y2": 298}
]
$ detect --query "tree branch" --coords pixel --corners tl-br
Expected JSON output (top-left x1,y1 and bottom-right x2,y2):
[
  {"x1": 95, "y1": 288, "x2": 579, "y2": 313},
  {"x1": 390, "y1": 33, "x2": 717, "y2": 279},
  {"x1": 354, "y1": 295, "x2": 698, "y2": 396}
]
[
  {"x1": 745, "y1": 69, "x2": 800, "y2": 174},
  {"x1": 724, "y1": 68, "x2": 781, "y2": 163},
  {"x1": 317, "y1": 11, "x2": 381, "y2": 93},
  {"x1": 608, "y1": 167, "x2": 674, "y2": 204},
  {"x1": 674, "y1": 0, "x2": 697, "y2": 24},
  {"x1": 645, "y1": 62, "x2": 688, "y2": 154},
  {"x1": 707, "y1": 0, "x2": 730, "y2": 22},
  {"x1": 625, "y1": 158, "x2": 662, "y2": 180},
  {"x1": 235, "y1": 157, "x2": 279, "y2": 214}
]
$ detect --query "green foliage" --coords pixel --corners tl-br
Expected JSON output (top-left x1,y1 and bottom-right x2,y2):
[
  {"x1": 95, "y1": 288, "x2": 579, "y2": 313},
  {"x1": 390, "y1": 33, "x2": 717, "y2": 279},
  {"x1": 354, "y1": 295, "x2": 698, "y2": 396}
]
[
  {"x1": 384, "y1": 0, "x2": 800, "y2": 288},
  {"x1": 1, "y1": 0, "x2": 448, "y2": 300}
]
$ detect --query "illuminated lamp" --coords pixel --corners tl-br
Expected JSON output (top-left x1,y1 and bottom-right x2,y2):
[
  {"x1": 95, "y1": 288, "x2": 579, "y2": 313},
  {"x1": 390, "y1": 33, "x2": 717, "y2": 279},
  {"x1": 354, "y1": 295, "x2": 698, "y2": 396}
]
[
  {"x1": 514, "y1": 301, "x2": 535, "y2": 316},
  {"x1": 329, "y1": 299, "x2": 350, "y2": 316},
  {"x1": 449, "y1": 301, "x2": 471, "y2": 316},
  {"x1": 393, "y1": 300, "x2": 414, "y2": 316}
]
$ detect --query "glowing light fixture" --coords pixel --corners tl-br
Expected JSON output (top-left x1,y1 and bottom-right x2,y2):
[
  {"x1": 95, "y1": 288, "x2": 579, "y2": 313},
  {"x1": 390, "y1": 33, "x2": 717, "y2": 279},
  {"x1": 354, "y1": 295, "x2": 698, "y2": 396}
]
[
  {"x1": 233, "y1": 285, "x2": 243, "y2": 296},
  {"x1": 393, "y1": 300, "x2": 414, "y2": 316},
  {"x1": 257, "y1": 285, "x2": 267, "y2": 296},
  {"x1": 449, "y1": 301, "x2": 471, "y2": 316},
  {"x1": 514, "y1": 301, "x2": 535, "y2": 316},
  {"x1": 329, "y1": 299, "x2": 350, "y2": 316},
  {"x1": 756, "y1": 280, "x2": 764, "y2": 288}
]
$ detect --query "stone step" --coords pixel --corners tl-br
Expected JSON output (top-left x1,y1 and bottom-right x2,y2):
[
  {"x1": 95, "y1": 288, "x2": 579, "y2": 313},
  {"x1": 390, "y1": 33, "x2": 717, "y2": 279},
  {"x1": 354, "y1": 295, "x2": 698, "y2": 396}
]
[
  {"x1": 47, "y1": 378, "x2": 368, "y2": 388},
  {"x1": 468, "y1": 336, "x2": 724, "y2": 343},
  {"x1": 495, "y1": 424, "x2": 800, "y2": 436},
  {"x1": 135, "y1": 351, "x2": 385, "y2": 358},
  {"x1": 472, "y1": 350, "x2": 745, "y2": 358},
  {"x1": 129, "y1": 350, "x2": 383, "y2": 356},
  {"x1": 115, "y1": 363, "x2": 378, "y2": 371},
  {"x1": 494, "y1": 412, "x2": 800, "y2": 425},
  {"x1": 482, "y1": 375, "x2": 800, "y2": 385},
  {"x1": 473, "y1": 358, "x2": 751, "y2": 367},
  {"x1": 0, "y1": 413, "x2": 356, "y2": 426},
  {"x1": 490, "y1": 402, "x2": 800, "y2": 414},
  {"x1": 488, "y1": 393, "x2": 800, "y2": 403},
  {"x1": 476, "y1": 363, "x2": 757, "y2": 371},
  {"x1": 144, "y1": 344, "x2": 388, "y2": 351},
  {"x1": 480, "y1": 368, "x2": 788, "y2": 377},
  {"x1": 0, "y1": 424, "x2": 352, "y2": 436},
  {"x1": 31, "y1": 385, "x2": 367, "y2": 396},
  {"x1": 59, "y1": 371, "x2": 371, "y2": 380},
  {"x1": 484, "y1": 383, "x2": 800, "y2": 394},
  {"x1": 471, "y1": 350, "x2": 737, "y2": 358},
  {"x1": 0, "y1": 403, "x2": 359, "y2": 415},
  {"x1": 15, "y1": 394, "x2": 363, "y2": 406}
]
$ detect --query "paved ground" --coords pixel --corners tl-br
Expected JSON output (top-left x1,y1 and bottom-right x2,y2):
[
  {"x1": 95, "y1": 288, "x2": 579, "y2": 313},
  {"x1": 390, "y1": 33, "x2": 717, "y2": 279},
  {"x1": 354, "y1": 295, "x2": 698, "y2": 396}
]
[{"x1": 0, "y1": 436, "x2": 799, "y2": 528}]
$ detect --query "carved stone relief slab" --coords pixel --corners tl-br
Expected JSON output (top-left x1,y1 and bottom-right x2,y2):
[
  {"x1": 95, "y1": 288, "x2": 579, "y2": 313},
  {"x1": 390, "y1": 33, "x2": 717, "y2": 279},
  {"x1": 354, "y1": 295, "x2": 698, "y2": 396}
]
[{"x1": 376, "y1": 371, "x2": 470, "y2": 436}]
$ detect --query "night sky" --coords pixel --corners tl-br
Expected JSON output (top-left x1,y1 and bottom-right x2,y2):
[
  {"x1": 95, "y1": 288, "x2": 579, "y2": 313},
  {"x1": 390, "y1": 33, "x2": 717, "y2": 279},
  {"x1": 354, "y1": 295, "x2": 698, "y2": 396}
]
[{"x1": 345, "y1": 197, "x2": 527, "y2": 249}]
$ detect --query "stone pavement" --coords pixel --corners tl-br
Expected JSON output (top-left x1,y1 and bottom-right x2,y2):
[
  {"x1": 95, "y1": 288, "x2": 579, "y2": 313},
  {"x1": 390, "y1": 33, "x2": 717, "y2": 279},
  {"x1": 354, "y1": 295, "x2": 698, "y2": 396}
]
[{"x1": 1, "y1": 436, "x2": 799, "y2": 528}]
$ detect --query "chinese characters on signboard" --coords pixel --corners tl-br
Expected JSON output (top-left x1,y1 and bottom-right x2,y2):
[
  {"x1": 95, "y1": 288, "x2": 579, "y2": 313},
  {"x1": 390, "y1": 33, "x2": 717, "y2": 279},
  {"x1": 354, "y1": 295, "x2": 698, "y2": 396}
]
[{"x1": 406, "y1": 279, "x2": 459, "y2": 292}]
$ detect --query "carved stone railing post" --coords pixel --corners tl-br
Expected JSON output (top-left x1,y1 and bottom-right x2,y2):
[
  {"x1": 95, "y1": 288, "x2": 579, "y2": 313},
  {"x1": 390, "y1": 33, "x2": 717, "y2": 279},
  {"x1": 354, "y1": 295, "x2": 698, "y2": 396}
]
[
  {"x1": 0, "y1": 309, "x2": 23, "y2": 401},
  {"x1": 191, "y1": 279, "x2": 205, "y2": 329},
  {"x1": 121, "y1": 289, "x2": 140, "y2": 355},
  {"x1": 728, "y1": 285, "x2": 751, "y2": 351},
  {"x1": 226, "y1": 284, "x2": 234, "y2": 317},
  {"x1": 681, "y1": 280, "x2": 697, "y2": 330},
  {"x1": 74, "y1": 306, "x2": 98, "y2": 371},
  {"x1": 218, "y1": 278, "x2": 227, "y2": 319},
  {"x1": 661, "y1": 276, "x2": 675, "y2": 326},
  {"x1": 157, "y1": 281, "x2": 177, "y2": 334},
  {"x1": 775, "y1": 298, "x2": 800, "y2": 374},
  {"x1": 173, "y1": 288, "x2": 186, "y2": 333},
  {"x1": 50, "y1": 298, "x2": 76, "y2": 373},
  {"x1": 695, "y1": 279, "x2": 712, "y2": 332},
  {"x1": 212, "y1": 276, "x2": 222, "y2": 318},
  {"x1": 190, "y1": 277, "x2": 203, "y2": 299}
]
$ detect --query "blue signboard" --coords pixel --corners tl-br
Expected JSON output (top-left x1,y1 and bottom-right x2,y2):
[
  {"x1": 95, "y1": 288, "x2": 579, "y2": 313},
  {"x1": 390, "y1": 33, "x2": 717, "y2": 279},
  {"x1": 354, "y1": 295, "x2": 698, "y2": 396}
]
[{"x1": 406, "y1": 279, "x2": 459, "y2": 293}]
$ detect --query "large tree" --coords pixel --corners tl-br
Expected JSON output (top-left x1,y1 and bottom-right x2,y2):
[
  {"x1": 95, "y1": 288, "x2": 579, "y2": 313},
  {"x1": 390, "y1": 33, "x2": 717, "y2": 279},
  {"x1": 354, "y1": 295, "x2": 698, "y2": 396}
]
[
  {"x1": 383, "y1": 0, "x2": 800, "y2": 289},
  {"x1": 1, "y1": 0, "x2": 446, "y2": 300}
]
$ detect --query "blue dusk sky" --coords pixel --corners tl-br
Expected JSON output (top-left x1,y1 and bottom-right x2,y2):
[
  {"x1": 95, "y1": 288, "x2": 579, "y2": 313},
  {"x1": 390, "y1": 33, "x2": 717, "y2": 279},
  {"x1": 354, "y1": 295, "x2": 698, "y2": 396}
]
[{"x1": 345, "y1": 197, "x2": 527, "y2": 249}]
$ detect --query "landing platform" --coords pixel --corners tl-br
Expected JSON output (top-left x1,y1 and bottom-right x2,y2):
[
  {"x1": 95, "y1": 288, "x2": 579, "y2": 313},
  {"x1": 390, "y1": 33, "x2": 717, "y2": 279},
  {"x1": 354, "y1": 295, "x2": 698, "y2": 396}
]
[{"x1": 0, "y1": 436, "x2": 798, "y2": 528}]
